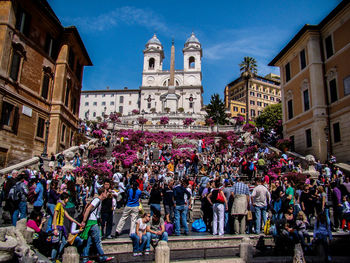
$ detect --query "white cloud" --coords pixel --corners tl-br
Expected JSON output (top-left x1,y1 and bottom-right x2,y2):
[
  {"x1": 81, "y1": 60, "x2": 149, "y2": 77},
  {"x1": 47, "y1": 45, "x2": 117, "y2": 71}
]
[{"x1": 63, "y1": 6, "x2": 169, "y2": 33}]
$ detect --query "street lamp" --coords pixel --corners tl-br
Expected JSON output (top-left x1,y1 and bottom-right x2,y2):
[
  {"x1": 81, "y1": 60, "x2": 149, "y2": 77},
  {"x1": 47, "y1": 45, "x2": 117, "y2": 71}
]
[
  {"x1": 141, "y1": 109, "x2": 145, "y2": 133},
  {"x1": 41, "y1": 120, "x2": 50, "y2": 157},
  {"x1": 324, "y1": 126, "x2": 330, "y2": 162}
]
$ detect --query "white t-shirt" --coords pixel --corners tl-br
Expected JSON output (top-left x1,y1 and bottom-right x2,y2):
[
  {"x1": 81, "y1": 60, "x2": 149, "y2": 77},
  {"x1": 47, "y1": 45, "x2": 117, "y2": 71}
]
[
  {"x1": 88, "y1": 198, "x2": 101, "y2": 221},
  {"x1": 130, "y1": 218, "x2": 147, "y2": 234},
  {"x1": 113, "y1": 172, "x2": 122, "y2": 183}
]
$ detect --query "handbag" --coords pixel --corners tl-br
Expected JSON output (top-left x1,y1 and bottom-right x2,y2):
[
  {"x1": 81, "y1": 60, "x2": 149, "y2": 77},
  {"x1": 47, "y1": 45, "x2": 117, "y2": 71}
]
[
  {"x1": 247, "y1": 211, "x2": 253, "y2": 221},
  {"x1": 192, "y1": 218, "x2": 206, "y2": 232},
  {"x1": 138, "y1": 202, "x2": 144, "y2": 215},
  {"x1": 67, "y1": 233, "x2": 78, "y2": 245},
  {"x1": 216, "y1": 190, "x2": 225, "y2": 203}
]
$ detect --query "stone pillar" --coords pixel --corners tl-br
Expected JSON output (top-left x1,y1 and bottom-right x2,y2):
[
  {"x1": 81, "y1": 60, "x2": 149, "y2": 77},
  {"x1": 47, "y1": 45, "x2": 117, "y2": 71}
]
[
  {"x1": 62, "y1": 246, "x2": 79, "y2": 263},
  {"x1": 239, "y1": 237, "x2": 252, "y2": 263},
  {"x1": 155, "y1": 241, "x2": 170, "y2": 263},
  {"x1": 293, "y1": 243, "x2": 306, "y2": 263}
]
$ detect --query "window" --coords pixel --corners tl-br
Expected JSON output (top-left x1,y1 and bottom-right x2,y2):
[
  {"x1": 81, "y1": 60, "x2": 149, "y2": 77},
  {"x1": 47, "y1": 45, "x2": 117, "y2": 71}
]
[
  {"x1": 257, "y1": 101, "x2": 262, "y2": 106},
  {"x1": 119, "y1": 106, "x2": 123, "y2": 114},
  {"x1": 303, "y1": 89, "x2": 310, "y2": 111},
  {"x1": 95, "y1": 95, "x2": 97, "y2": 98},
  {"x1": 147, "y1": 103, "x2": 151, "y2": 109},
  {"x1": 102, "y1": 101, "x2": 106, "y2": 106},
  {"x1": 233, "y1": 106, "x2": 238, "y2": 112},
  {"x1": 258, "y1": 111, "x2": 262, "y2": 116},
  {"x1": 344, "y1": 76, "x2": 350, "y2": 96},
  {"x1": 72, "y1": 98, "x2": 77, "y2": 115},
  {"x1": 241, "y1": 108, "x2": 245, "y2": 113},
  {"x1": 93, "y1": 112, "x2": 96, "y2": 117},
  {"x1": 333, "y1": 122, "x2": 341, "y2": 143},
  {"x1": 285, "y1": 63, "x2": 291, "y2": 82},
  {"x1": 119, "y1": 96, "x2": 124, "y2": 103},
  {"x1": 149, "y1": 58, "x2": 155, "y2": 69},
  {"x1": 305, "y1": 129, "x2": 312, "y2": 147},
  {"x1": 270, "y1": 97, "x2": 275, "y2": 101},
  {"x1": 68, "y1": 48, "x2": 75, "y2": 70},
  {"x1": 64, "y1": 83, "x2": 70, "y2": 107},
  {"x1": 250, "y1": 100, "x2": 255, "y2": 105},
  {"x1": 264, "y1": 103, "x2": 268, "y2": 107},
  {"x1": 41, "y1": 74, "x2": 50, "y2": 99},
  {"x1": 102, "y1": 94, "x2": 105, "y2": 97},
  {"x1": 9, "y1": 50, "x2": 22, "y2": 81},
  {"x1": 329, "y1": 79, "x2": 338, "y2": 103},
  {"x1": 189, "y1": 57, "x2": 195, "y2": 68},
  {"x1": 85, "y1": 95, "x2": 89, "y2": 98},
  {"x1": 325, "y1": 35, "x2": 333, "y2": 59},
  {"x1": 110, "y1": 101, "x2": 114, "y2": 106},
  {"x1": 287, "y1": 99, "x2": 293, "y2": 120},
  {"x1": 300, "y1": 49, "x2": 306, "y2": 70},
  {"x1": 70, "y1": 131, "x2": 74, "y2": 146},
  {"x1": 85, "y1": 102, "x2": 89, "y2": 106},
  {"x1": 36, "y1": 117, "x2": 45, "y2": 138},
  {"x1": 1, "y1": 101, "x2": 19, "y2": 131},
  {"x1": 250, "y1": 109, "x2": 256, "y2": 117},
  {"x1": 15, "y1": 7, "x2": 31, "y2": 36},
  {"x1": 250, "y1": 92, "x2": 255, "y2": 96},
  {"x1": 93, "y1": 102, "x2": 97, "y2": 106},
  {"x1": 264, "y1": 95, "x2": 269, "y2": 99},
  {"x1": 257, "y1": 93, "x2": 261, "y2": 98},
  {"x1": 290, "y1": 136, "x2": 295, "y2": 152},
  {"x1": 111, "y1": 94, "x2": 114, "y2": 97},
  {"x1": 61, "y1": 124, "x2": 66, "y2": 142}
]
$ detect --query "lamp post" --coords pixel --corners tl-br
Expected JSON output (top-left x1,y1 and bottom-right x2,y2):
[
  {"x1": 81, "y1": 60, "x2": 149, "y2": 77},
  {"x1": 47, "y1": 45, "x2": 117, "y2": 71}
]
[
  {"x1": 41, "y1": 120, "x2": 50, "y2": 157},
  {"x1": 141, "y1": 109, "x2": 145, "y2": 133},
  {"x1": 324, "y1": 126, "x2": 329, "y2": 162}
]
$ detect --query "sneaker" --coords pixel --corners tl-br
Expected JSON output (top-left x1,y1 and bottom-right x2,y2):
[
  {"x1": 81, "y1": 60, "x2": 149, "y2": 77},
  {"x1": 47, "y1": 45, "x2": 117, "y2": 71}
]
[
  {"x1": 86, "y1": 261, "x2": 94, "y2": 263},
  {"x1": 144, "y1": 249, "x2": 150, "y2": 255},
  {"x1": 113, "y1": 232, "x2": 120, "y2": 238},
  {"x1": 104, "y1": 257, "x2": 114, "y2": 262},
  {"x1": 133, "y1": 253, "x2": 138, "y2": 257},
  {"x1": 106, "y1": 235, "x2": 113, "y2": 239}
]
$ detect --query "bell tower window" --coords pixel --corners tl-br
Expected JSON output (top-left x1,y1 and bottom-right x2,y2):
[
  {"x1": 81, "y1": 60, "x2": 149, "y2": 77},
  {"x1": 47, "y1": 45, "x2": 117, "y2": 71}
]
[
  {"x1": 189, "y1": 56, "x2": 195, "y2": 69},
  {"x1": 149, "y1": 58, "x2": 155, "y2": 69}
]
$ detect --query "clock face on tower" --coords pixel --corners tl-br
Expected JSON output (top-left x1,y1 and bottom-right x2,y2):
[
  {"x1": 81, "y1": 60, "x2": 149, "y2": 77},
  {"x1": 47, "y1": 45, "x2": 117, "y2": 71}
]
[{"x1": 147, "y1": 76, "x2": 155, "y2": 84}]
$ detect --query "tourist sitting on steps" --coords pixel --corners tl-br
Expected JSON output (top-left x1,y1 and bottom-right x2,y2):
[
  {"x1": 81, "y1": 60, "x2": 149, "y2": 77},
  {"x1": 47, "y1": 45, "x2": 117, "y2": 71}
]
[
  {"x1": 146, "y1": 207, "x2": 168, "y2": 252},
  {"x1": 130, "y1": 212, "x2": 150, "y2": 256}
]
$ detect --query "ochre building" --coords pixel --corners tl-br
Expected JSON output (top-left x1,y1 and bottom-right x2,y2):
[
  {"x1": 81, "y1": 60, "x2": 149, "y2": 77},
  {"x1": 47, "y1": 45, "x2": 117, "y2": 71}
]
[
  {"x1": 0, "y1": 0, "x2": 92, "y2": 168},
  {"x1": 224, "y1": 74, "x2": 281, "y2": 118},
  {"x1": 269, "y1": 0, "x2": 350, "y2": 163}
]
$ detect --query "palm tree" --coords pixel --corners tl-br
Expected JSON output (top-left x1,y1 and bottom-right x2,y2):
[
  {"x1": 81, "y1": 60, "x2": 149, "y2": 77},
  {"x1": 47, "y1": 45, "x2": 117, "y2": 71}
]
[{"x1": 239, "y1": 57, "x2": 257, "y2": 123}]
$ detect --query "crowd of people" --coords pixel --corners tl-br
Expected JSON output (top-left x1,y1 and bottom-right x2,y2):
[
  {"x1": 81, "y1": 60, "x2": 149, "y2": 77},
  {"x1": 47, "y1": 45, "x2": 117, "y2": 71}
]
[{"x1": 0, "y1": 128, "x2": 349, "y2": 263}]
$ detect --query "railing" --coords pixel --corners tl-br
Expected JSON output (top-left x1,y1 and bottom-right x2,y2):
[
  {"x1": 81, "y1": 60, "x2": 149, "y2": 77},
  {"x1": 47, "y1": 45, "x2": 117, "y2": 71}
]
[{"x1": 0, "y1": 138, "x2": 98, "y2": 175}]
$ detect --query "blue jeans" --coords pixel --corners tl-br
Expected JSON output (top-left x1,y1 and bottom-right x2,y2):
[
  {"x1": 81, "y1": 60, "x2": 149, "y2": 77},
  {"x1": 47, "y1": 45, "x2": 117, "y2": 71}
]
[
  {"x1": 46, "y1": 203, "x2": 56, "y2": 232},
  {"x1": 146, "y1": 232, "x2": 168, "y2": 250},
  {"x1": 51, "y1": 229, "x2": 67, "y2": 261},
  {"x1": 129, "y1": 233, "x2": 148, "y2": 253},
  {"x1": 150, "y1": 203, "x2": 161, "y2": 216},
  {"x1": 224, "y1": 211, "x2": 230, "y2": 233},
  {"x1": 254, "y1": 205, "x2": 267, "y2": 234},
  {"x1": 82, "y1": 224, "x2": 107, "y2": 263},
  {"x1": 174, "y1": 205, "x2": 188, "y2": 235},
  {"x1": 12, "y1": 201, "x2": 27, "y2": 226}
]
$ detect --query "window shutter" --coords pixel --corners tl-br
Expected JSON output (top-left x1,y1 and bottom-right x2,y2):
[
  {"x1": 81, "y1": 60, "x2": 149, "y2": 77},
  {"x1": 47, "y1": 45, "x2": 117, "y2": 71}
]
[{"x1": 12, "y1": 106, "x2": 19, "y2": 135}]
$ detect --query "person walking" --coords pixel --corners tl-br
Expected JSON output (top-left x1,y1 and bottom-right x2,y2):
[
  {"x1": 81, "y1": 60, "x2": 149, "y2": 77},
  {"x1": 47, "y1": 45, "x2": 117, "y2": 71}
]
[
  {"x1": 231, "y1": 178, "x2": 250, "y2": 234},
  {"x1": 81, "y1": 187, "x2": 114, "y2": 263},
  {"x1": 10, "y1": 173, "x2": 28, "y2": 226},
  {"x1": 251, "y1": 179, "x2": 270, "y2": 234},
  {"x1": 173, "y1": 179, "x2": 191, "y2": 236},
  {"x1": 114, "y1": 182, "x2": 142, "y2": 237},
  {"x1": 207, "y1": 180, "x2": 228, "y2": 236}
]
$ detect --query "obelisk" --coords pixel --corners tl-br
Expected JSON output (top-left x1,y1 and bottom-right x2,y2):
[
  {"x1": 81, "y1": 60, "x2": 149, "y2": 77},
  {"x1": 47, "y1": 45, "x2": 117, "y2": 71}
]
[{"x1": 169, "y1": 39, "x2": 175, "y2": 86}]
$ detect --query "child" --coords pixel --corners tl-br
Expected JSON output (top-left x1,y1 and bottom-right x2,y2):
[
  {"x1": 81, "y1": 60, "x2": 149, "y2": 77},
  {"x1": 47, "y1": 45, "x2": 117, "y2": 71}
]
[
  {"x1": 341, "y1": 195, "x2": 350, "y2": 231},
  {"x1": 296, "y1": 211, "x2": 310, "y2": 249}
]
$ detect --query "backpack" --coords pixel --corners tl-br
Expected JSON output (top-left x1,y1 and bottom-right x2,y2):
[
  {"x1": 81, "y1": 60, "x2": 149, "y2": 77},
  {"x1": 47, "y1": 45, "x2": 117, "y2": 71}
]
[
  {"x1": 8, "y1": 182, "x2": 22, "y2": 203},
  {"x1": 249, "y1": 162, "x2": 254, "y2": 171}
]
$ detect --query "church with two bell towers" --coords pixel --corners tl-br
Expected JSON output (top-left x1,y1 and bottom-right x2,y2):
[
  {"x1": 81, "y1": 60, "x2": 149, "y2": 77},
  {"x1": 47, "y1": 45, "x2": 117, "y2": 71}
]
[{"x1": 140, "y1": 33, "x2": 204, "y2": 114}]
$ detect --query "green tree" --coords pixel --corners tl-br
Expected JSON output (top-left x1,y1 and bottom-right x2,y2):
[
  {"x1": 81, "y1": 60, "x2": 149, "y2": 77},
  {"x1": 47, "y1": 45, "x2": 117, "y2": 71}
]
[
  {"x1": 256, "y1": 103, "x2": 282, "y2": 131},
  {"x1": 239, "y1": 57, "x2": 257, "y2": 123},
  {"x1": 205, "y1": 93, "x2": 228, "y2": 125}
]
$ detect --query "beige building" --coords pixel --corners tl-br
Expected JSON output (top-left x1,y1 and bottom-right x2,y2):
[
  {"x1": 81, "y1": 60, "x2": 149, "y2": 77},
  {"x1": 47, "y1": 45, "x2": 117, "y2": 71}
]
[
  {"x1": 0, "y1": 0, "x2": 92, "y2": 168},
  {"x1": 269, "y1": 0, "x2": 350, "y2": 163},
  {"x1": 224, "y1": 75, "x2": 281, "y2": 119}
]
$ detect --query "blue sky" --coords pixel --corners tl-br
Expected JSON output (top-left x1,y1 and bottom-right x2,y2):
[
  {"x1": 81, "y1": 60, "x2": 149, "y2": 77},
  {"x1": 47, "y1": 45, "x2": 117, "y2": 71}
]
[{"x1": 48, "y1": 0, "x2": 341, "y2": 104}]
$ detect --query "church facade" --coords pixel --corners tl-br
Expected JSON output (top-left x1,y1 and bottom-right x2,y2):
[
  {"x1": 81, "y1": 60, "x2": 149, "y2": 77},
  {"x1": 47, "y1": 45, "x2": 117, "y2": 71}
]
[{"x1": 140, "y1": 33, "x2": 204, "y2": 114}]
